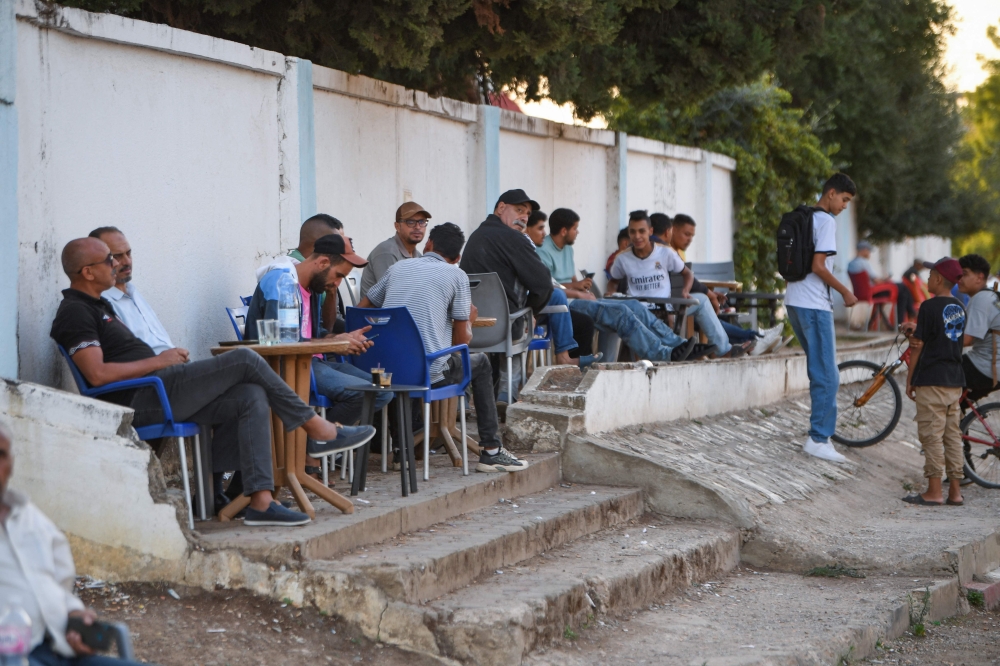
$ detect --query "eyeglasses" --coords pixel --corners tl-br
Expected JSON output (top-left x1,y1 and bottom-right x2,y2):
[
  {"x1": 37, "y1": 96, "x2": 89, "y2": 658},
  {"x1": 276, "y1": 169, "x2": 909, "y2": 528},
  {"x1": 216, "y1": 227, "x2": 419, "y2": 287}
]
[
  {"x1": 112, "y1": 249, "x2": 132, "y2": 262},
  {"x1": 401, "y1": 219, "x2": 428, "y2": 229},
  {"x1": 77, "y1": 253, "x2": 114, "y2": 273}
]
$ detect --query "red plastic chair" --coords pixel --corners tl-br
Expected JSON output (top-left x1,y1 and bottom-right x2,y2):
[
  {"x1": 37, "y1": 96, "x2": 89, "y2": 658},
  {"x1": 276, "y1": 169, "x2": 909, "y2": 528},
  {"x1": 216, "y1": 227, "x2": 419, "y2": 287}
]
[{"x1": 849, "y1": 271, "x2": 897, "y2": 331}]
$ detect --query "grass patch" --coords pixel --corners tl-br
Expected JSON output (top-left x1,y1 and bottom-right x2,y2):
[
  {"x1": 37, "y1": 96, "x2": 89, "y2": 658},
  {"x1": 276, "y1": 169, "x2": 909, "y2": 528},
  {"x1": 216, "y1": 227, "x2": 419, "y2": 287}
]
[
  {"x1": 805, "y1": 564, "x2": 866, "y2": 579},
  {"x1": 902, "y1": 482, "x2": 914, "y2": 492},
  {"x1": 968, "y1": 589, "x2": 985, "y2": 608},
  {"x1": 908, "y1": 587, "x2": 931, "y2": 638},
  {"x1": 563, "y1": 626, "x2": 578, "y2": 641}
]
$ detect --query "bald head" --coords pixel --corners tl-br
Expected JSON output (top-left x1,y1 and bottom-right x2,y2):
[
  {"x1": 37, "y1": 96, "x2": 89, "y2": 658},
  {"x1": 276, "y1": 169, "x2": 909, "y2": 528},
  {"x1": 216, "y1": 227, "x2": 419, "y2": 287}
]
[{"x1": 61, "y1": 238, "x2": 109, "y2": 276}]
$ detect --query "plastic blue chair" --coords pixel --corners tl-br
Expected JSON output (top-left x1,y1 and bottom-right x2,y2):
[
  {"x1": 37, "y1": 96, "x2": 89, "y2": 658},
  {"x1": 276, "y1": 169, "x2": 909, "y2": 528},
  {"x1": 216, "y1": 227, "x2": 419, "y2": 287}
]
[
  {"x1": 240, "y1": 295, "x2": 252, "y2": 307},
  {"x1": 227, "y1": 306, "x2": 248, "y2": 340},
  {"x1": 345, "y1": 307, "x2": 472, "y2": 477},
  {"x1": 528, "y1": 325, "x2": 552, "y2": 369},
  {"x1": 57, "y1": 345, "x2": 202, "y2": 529}
]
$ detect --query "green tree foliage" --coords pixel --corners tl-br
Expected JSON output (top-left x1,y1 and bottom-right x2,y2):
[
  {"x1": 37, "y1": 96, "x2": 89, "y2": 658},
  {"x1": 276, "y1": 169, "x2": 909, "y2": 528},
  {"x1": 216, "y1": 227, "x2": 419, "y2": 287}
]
[
  {"x1": 59, "y1": 0, "x2": 823, "y2": 118},
  {"x1": 953, "y1": 21, "x2": 1000, "y2": 267},
  {"x1": 607, "y1": 80, "x2": 832, "y2": 291},
  {"x1": 774, "y1": 0, "x2": 965, "y2": 241}
]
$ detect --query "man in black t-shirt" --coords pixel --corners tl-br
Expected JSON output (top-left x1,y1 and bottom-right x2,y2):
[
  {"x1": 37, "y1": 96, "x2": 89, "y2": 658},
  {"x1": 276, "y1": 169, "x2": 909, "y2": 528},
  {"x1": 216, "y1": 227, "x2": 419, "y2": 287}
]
[
  {"x1": 902, "y1": 257, "x2": 967, "y2": 507},
  {"x1": 50, "y1": 238, "x2": 374, "y2": 527}
]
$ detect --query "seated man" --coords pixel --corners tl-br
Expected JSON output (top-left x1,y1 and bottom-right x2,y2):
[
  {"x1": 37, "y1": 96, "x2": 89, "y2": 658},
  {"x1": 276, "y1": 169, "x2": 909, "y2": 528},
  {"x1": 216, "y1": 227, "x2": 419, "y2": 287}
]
[
  {"x1": 0, "y1": 422, "x2": 157, "y2": 666},
  {"x1": 538, "y1": 207, "x2": 708, "y2": 362},
  {"x1": 50, "y1": 237, "x2": 373, "y2": 527},
  {"x1": 847, "y1": 240, "x2": 915, "y2": 323},
  {"x1": 360, "y1": 202, "x2": 430, "y2": 299},
  {"x1": 525, "y1": 210, "x2": 547, "y2": 248},
  {"x1": 360, "y1": 223, "x2": 528, "y2": 473},
  {"x1": 460, "y1": 189, "x2": 597, "y2": 369},
  {"x1": 668, "y1": 213, "x2": 760, "y2": 352},
  {"x1": 608, "y1": 214, "x2": 752, "y2": 358},
  {"x1": 649, "y1": 212, "x2": 672, "y2": 246},
  {"x1": 244, "y1": 234, "x2": 393, "y2": 441},
  {"x1": 88, "y1": 227, "x2": 174, "y2": 354}
]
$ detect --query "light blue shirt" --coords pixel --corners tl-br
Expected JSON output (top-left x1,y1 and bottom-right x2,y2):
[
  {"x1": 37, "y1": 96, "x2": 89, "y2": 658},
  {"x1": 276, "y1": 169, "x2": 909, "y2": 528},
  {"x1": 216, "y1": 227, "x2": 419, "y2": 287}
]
[
  {"x1": 101, "y1": 283, "x2": 174, "y2": 354},
  {"x1": 535, "y1": 235, "x2": 577, "y2": 284}
]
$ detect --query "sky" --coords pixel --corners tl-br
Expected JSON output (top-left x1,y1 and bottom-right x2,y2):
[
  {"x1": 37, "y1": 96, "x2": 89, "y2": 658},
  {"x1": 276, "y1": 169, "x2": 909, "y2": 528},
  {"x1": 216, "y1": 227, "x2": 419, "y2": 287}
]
[{"x1": 943, "y1": 0, "x2": 999, "y2": 92}]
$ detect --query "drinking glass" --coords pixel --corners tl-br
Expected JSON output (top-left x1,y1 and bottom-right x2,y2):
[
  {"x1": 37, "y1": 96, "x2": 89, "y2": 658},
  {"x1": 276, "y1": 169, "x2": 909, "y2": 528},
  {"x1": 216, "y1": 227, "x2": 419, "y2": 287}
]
[{"x1": 259, "y1": 319, "x2": 279, "y2": 346}]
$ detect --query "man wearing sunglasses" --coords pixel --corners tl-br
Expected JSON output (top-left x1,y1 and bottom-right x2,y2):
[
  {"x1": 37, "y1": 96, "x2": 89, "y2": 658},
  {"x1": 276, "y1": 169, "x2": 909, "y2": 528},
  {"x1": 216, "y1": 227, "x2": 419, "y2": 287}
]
[
  {"x1": 87, "y1": 227, "x2": 174, "y2": 355},
  {"x1": 359, "y1": 202, "x2": 431, "y2": 299}
]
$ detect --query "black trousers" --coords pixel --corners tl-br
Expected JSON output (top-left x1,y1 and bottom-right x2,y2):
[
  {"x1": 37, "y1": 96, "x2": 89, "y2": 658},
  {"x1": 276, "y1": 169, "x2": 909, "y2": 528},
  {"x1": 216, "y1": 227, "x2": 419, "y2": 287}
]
[
  {"x1": 963, "y1": 354, "x2": 998, "y2": 405},
  {"x1": 130, "y1": 347, "x2": 316, "y2": 495}
]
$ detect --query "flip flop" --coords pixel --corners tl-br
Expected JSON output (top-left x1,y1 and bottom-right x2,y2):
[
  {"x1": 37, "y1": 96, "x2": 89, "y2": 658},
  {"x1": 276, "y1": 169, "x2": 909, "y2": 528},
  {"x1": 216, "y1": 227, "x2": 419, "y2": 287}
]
[
  {"x1": 902, "y1": 494, "x2": 944, "y2": 506},
  {"x1": 946, "y1": 498, "x2": 964, "y2": 506}
]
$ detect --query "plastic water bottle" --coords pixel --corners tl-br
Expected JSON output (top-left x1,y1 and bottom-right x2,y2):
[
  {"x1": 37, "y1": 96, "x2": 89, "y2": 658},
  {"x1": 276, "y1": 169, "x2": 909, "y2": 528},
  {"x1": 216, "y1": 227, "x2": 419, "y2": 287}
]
[
  {"x1": 0, "y1": 605, "x2": 32, "y2": 666},
  {"x1": 277, "y1": 268, "x2": 301, "y2": 343}
]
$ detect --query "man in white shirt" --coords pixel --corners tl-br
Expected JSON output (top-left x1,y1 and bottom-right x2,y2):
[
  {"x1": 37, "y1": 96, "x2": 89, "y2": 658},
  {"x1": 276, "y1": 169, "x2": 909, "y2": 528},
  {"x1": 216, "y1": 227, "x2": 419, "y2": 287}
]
[
  {"x1": 88, "y1": 227, "x2": 173, "y2": 355},
  {"x1": 784, "y1": 173, "x2": 860, "y2": 463},
  {"x1": 0, "y1": 422, "x2": 149, "y2": 665},
  {"x1": 607, "y1": 212, "x2": 751, "y2": 358}
]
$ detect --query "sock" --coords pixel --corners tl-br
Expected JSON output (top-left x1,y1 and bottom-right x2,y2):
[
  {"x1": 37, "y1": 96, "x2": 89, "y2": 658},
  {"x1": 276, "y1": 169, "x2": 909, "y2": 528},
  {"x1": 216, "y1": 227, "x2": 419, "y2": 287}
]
[{"x1": 485, "y1": 447, "x2": 500, "y2": 456}]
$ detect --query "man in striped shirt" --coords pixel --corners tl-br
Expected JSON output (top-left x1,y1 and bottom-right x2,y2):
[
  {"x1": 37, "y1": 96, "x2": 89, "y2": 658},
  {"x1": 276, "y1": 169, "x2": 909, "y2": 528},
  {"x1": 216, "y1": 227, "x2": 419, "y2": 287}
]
[{"x1": 359, "y1": 223, "x2": 528, "y2": 473}]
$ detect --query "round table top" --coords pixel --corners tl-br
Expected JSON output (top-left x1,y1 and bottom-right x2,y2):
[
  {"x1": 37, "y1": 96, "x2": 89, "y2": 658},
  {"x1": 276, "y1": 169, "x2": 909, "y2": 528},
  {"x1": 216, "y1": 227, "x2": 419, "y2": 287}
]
[
  {"x1": 211, "y1": 340, "x2": 351, "y2": 356},
  {"x1": 349, "y1": 382, "x2": 428, "y2": 393},
  {"x1": 472, "y1": 318, "x2": 496, "y2": 328}
]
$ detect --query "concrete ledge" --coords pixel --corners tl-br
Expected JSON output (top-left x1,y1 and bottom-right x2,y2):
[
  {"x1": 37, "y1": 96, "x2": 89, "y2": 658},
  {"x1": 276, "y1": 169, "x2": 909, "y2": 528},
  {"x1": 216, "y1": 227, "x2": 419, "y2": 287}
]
[
  {"x1": 945, "y1": 530, "x2": 1000, "y2": 584},
  {"x1": 965, "y1": 579, "x2": 1000, "y2": 610},
  {"x1": 507, "y1": 339, "x2": 898, "y2": 449},
  {"x1": 498, "y1": 110, "x2": 617, "y2": 146},
  {"x1": 1, "y1": 380, "x2": 189, "y2": 574}
]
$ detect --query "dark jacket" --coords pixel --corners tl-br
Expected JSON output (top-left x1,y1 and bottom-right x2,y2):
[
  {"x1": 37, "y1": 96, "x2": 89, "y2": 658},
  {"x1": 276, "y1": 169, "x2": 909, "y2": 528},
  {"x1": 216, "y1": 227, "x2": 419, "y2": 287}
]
[
  {"x1": 245, "y1": 268, "x2": 327, "y2": 341},
  {"x1": 460, "y1": 215, "x2": 554, "y2": 339}
]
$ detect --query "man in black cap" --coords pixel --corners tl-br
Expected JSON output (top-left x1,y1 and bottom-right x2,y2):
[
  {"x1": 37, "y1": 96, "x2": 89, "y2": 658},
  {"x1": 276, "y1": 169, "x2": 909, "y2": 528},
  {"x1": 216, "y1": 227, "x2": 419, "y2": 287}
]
[
  {"x1": 461, "y1": 190, "x2": 597, "y2": 369},
  {"x1": 246, "y1": 235, "x2": 393, "y2": 434}
]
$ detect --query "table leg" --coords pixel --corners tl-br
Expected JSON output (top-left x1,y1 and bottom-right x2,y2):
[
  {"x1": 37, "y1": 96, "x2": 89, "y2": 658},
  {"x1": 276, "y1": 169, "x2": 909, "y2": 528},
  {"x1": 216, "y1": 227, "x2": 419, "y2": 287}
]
[
  {"x1": 352, "y1": 393, "x2": 376, "y2": 496},
  {"x1": 436, "y1": 398, "x2": 463, "y2": 465},
  {"x1": 268, "y1": 357, "x2": 284, "y2": 487},
  {"x1": 299, "y1": 474, "x2": 355, "y2": 514},
  {"x1": 403, "y1": 392, "x2": 418, "y2": 493},
  {"x1": 281, "y1": 355, "x2": 315, "y2": 519},
  {"x1": 395, "y1": 395, "x2": 409, "y2": 496},
  {"x1": 218, "y1": 495, "x2": 250, "y2": 522},
  {"x1": 443, "y1": 397, "x2": 481, "y2": 456}
]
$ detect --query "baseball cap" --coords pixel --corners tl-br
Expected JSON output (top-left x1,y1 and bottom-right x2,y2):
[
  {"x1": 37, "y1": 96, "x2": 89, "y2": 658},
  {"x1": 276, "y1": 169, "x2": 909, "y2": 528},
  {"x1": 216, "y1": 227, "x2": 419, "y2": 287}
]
[
  {"x1": 857, "y1": 240, "x2": 873, "y2": 251},
  {"x1": 495, "y1": 189, "x2": 540, "y2": 212},
  {"x1": 314, "y1": 234, "x2": 368, "y2": 267},
  {"x1": 922, "y1": 257, "x2": 962, "y2": 284},
  {"x1": 396, "y1": 202, "x2": 432, "y2": 223}
]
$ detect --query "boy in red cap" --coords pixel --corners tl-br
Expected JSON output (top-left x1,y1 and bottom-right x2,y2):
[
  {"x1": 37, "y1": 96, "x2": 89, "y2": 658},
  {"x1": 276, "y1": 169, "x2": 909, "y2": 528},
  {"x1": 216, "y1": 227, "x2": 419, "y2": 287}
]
[{"x1": 902, "y1": 257, "x2": 967, "y2": 506}]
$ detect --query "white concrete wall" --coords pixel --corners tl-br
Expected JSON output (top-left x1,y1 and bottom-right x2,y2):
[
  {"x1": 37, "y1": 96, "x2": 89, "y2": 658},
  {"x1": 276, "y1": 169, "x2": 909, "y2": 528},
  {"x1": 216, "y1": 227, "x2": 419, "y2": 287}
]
[{"x1": 0, "y1": 380, "x2": 189, "y2": 575}]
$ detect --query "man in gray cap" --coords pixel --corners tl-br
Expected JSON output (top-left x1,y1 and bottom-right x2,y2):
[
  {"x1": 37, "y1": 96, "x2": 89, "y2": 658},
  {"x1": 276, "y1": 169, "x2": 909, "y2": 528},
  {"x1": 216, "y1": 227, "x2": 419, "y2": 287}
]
[
  {"x1": 848, "y1": 240, "x2": 915, "y2": 323},
  {"x1": 360, "y1": 202, "x2": 431, "y2": 299}
]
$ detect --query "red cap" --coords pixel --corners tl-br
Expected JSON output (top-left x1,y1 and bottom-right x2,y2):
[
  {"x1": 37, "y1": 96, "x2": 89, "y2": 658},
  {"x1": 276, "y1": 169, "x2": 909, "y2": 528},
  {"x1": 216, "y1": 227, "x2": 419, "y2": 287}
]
[{"x1": 923, "y1": 257, "x2": 962, "y2": 284}]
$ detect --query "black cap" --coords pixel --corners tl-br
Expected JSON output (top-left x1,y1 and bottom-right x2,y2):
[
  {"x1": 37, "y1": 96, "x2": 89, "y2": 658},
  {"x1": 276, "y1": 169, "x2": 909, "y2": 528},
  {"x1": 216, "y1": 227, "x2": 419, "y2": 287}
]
[
  {"x1": 496, "y1": 189, "x2": 540, "y2": 212},
  {"x1": 313, "y1": 234, "x2": 368, "y2": 267}
]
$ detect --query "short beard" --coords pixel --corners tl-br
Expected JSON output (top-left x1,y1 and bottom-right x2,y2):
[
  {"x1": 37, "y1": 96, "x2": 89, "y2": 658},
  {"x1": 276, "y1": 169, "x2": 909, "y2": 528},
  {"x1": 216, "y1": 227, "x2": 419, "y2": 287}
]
[
  {"x1": 116, "y1": 275, "x2": 132, "y2": 284},
  {"x1": 308, "y1": 270, "x2": 329, "y2": 294}
]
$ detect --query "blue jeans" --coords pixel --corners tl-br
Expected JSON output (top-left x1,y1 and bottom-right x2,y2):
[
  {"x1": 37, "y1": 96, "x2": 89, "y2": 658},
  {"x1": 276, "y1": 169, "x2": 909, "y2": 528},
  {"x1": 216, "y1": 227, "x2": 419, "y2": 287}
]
[
  {"x1": 312, "y1": 358, "x2": 393, "y2": 424},
  {"x1": 787, "y1": 305, "x2": 839, "y2": 442},
  {"x1": 30, "y1": 642, "x2": 149, "y2": 666},
  {"x1": 721, "y1": 320, "x2": 761, "y2": 344},
  {"x1": 688, "y1": 293, "x2": 731, "y2": 355},
  {"x1": 569, "y1": 298, "x2": 686, "y2": 362},
  {"x1": 544, "y1": 289, "x2": 579, "y2": 355}
]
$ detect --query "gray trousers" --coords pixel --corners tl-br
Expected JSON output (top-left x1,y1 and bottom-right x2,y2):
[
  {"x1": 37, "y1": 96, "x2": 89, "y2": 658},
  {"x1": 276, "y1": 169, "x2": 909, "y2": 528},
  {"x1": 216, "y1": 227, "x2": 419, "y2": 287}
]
[
  {"x1": 432, "y1": 353, "x2": 501, "y2": 450},
  {"x1": 130, "y1": 347, "x2": 316, "y2": 495}
]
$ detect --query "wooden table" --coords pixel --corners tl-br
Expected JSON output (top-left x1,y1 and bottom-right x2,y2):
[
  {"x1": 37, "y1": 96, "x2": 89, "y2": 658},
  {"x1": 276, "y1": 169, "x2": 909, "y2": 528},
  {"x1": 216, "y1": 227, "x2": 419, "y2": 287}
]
[
  {"x1": 472, "y1": 317, "x2": 496, "y2": 328},
  {"x1": 210, "y1": 340, "x2": 351, "y2": 520}
]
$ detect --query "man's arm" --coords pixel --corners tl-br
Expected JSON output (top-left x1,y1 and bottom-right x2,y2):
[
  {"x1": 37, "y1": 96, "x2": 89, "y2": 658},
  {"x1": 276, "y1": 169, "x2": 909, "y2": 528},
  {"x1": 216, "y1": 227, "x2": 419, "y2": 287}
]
[
  {"x1": 321, "y1": 288, "x2": 339, "y2": 331},
  {"x1": 679, "y1": 266, "x2": 695, "y2": 299},
  {"x1": 905, "y1": 343, "x2": 922, "y2": 401},
  {"x1": 71, "y1": 345, "x2": 186, "y2": 387},
  {"x1": 452, "y1": 304, "x2": 477, "y2": 346},
  {"x1": 561, "y1": 283, "x2": 596, "y2": 301},
  {"x1": 604, "y1": 278, "x2": 621, "y2": 297},
  {"x1": 812, "y1": 253, "x2": 859, "y2": 306}
]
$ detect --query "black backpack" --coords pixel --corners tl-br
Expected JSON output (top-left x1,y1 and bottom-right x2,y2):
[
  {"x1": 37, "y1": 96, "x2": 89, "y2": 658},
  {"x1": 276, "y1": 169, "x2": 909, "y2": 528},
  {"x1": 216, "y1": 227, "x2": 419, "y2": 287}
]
[{"x1": 776, "y1": 205, "x2": 818, "y2": 282}]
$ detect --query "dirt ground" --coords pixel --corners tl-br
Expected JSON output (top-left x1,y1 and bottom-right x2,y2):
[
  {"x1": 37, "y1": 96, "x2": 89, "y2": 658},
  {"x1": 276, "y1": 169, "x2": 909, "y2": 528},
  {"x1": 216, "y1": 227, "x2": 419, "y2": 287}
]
[
  {"x1": 862, "y1": 605, "x2": 1000, "y2": 665},
  {"x1": 77, "y1": 579, "x2": 439, "y2": 666}
]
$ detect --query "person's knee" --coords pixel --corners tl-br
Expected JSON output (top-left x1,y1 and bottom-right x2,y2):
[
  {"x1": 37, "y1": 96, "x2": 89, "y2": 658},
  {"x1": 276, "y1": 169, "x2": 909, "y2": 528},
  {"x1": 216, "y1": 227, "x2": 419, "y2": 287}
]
[{"x1": 548, "y1": 289, "x2": 568, "y2": 306}]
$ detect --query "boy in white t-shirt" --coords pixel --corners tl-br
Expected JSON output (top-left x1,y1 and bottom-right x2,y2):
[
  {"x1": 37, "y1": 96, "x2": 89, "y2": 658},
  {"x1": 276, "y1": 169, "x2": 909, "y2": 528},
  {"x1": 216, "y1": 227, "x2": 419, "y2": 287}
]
[
  {"x1": 608, "y1": 213, "x2": 750, "y2": 358},
  {"x1": 785, "y1": 173, "x2": 860, "y2": 463}
]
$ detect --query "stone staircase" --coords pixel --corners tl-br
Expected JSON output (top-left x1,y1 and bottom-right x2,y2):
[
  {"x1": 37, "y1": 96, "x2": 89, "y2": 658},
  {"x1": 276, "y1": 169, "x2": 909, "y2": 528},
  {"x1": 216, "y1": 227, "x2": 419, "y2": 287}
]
[{"x1": 196, "y1": 454, "x2": 741, "y2": 665}]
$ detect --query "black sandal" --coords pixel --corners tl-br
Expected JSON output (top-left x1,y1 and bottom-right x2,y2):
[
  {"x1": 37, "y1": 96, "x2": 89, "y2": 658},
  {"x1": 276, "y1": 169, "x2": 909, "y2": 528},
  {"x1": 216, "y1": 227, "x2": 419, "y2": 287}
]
[{"x1": 902, "y1": 494, "x2": 943, "y2": 506}]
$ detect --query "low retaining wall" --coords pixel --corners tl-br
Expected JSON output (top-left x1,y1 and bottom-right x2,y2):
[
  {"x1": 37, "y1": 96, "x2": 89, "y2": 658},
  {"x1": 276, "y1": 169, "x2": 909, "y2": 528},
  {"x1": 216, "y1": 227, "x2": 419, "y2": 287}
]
[
  {"x1": 0, "y1": 379, "x2": 189, "y2": 580},
  {"x1": 506, "y1": 337, "x2": 898, "y2": 452}
]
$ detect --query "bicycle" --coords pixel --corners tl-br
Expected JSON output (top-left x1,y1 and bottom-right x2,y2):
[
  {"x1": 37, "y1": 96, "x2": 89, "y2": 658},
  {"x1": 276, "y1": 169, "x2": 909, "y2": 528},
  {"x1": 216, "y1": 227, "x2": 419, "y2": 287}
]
[{"x1": 833, "y1": 334, "x2": 1000, "y2": 488}]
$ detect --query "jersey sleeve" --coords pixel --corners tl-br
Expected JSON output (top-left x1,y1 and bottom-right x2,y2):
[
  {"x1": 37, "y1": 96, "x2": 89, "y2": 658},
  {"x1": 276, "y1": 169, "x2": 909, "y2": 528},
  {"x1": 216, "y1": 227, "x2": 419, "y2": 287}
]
[
  {"x1": 664, "y1": 247, "x2": 686, "y2": 273},
  {"x1": 609, "y1": 253, "x2": 627, "y2": 280}
]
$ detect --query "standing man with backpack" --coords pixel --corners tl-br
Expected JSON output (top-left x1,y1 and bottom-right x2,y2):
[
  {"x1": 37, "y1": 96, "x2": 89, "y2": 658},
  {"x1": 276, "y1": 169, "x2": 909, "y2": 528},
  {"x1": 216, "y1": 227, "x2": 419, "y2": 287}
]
[{"x1": 778, "y1": 173, "x2": 859, "y2": 462}]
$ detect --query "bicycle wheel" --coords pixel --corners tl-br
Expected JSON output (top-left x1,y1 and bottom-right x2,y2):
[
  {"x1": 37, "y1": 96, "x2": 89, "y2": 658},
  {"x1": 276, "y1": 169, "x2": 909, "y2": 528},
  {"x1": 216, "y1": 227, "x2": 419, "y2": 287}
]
[
  {"x1": 832, "y1": 359, "x2": 902, "y2": 447},
  {"x1": 961, "y1": 402, "x2": 1000, "y2": 488}
]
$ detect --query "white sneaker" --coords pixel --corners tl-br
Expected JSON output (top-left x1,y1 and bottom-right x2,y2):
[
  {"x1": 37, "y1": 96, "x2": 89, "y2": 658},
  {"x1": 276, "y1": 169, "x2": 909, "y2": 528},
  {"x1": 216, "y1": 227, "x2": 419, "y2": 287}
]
[
  {"x1": 802, "y1": 438, "x2": 848, "y2": 463},
  {"x1": 751, "y1": 324, "x2": 784, "y2": 356}
]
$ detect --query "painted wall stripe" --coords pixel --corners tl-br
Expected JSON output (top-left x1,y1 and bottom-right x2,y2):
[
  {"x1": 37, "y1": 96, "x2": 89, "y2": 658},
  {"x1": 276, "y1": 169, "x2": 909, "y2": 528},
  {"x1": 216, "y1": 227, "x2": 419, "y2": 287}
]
[{"x1": 297, "y1": 59, "x2": 317, "y2": 221}]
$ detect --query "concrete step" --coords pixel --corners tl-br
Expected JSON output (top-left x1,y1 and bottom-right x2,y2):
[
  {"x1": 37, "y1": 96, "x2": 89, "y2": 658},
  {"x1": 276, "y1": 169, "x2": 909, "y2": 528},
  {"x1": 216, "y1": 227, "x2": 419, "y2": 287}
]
[
  {"x1": 352, "y1": 516, "x2": 740, "y2": 665},
  {"x1": 307, "y1": 485, "x2": 642, "y2": 619},
  {"x1": 195, "y1": 453, "x2": 561, "y2": 565}
]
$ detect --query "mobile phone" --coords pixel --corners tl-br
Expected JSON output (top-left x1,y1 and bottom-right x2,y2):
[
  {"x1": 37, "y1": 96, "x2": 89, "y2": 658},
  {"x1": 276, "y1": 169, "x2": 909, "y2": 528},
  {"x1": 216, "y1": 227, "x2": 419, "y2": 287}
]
[
  {"x1": 67, "y1": 617, "x2": 115, "y2": 652},
  {"x1": 580, "y1": 270, "x2": 595, "y2": 279}
]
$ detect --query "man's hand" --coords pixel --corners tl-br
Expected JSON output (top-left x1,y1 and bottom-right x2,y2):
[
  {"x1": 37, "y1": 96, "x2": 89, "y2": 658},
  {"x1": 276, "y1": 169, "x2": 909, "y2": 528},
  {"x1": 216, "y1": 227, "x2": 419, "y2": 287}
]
[
  {"x1": 469, "y1": 304, "x2": 479, "y2": 324},
  {"x1": 706, "y1": 290, "x2": 722, "y2": 314},
  {"x1": 572, "y1": 277, "x2": 594, "y2": 292},
  {"x1": 842, "y1": 292, "x2": 859, "y2": 307},
  {"x1": 66, "y1": 609, "x2": 98, "y2": 657},
  {"x1": 906, "y1": 382, "x2": 917, "y2": 401},
  {"x1": 158, "y1": 348, "x2": 189, "y2": 368},
  {"x1": 900, "y1": 322, "x2": 917, "y2": 337},
  {"x1": 681, "y1": 289, "x2": 691, "y2": 299},
  {"x1": 334, "y1": 326, "x2": 374, "y2": 355}
]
